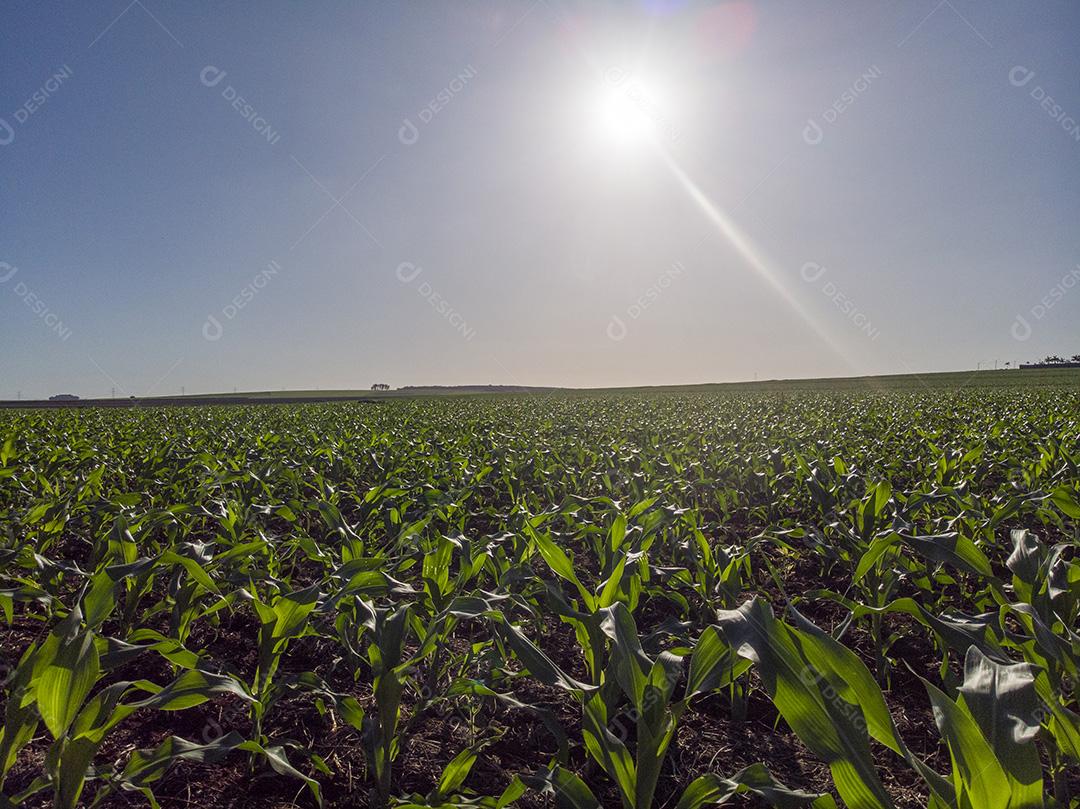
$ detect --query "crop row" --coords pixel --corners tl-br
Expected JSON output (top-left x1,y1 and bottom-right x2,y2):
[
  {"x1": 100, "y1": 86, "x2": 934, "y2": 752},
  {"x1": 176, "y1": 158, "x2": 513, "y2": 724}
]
[{"x1": 0, "y1": 391, "x2": 1077, "y2": 808}]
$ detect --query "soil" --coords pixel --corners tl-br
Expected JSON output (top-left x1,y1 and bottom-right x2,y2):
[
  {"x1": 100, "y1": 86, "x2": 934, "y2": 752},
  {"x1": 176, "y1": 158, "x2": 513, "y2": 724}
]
[{"x1": 0, "y1": 519, "x2": 1067, "y2": 808}]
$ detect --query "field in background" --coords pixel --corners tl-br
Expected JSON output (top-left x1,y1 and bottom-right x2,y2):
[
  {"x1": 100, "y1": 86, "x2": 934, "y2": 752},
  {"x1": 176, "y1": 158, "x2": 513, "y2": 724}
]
[
  {"x1": 7, "y1": 366, "x2": 1078, "y2": 409},
  {"x1": 1, "y1": 385, "x2": 1078, "y2": 807},
  {"x1": 186, "y1": 366, "x2": 1080, "y2": 397}
]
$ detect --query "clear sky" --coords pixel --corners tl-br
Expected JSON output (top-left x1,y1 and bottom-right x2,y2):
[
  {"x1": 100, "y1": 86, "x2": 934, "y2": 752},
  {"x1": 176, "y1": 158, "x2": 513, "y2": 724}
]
[{"x1": 3, "y1": 1, "x2": 1079, "y2": 397}]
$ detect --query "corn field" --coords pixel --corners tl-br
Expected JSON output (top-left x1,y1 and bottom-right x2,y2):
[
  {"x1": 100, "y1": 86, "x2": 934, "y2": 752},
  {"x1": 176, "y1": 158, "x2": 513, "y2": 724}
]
[{"x1": 0, "y1": 390, "x2": 1078, "y2": 808}]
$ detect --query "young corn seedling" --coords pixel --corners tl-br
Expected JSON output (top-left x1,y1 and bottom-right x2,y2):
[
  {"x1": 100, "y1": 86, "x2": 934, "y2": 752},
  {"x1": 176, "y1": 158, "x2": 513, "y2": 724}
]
[
  {"x1": 486, "y1": 601, "x2": 819, "y2": 809},
  {"x1": 0, "y1": 601, "x2": 257, "y2": 808},
  {"x1": 715, "y1": 597, "x2": 957, "y2": 809},
  {"x1": 249, "y1": 582, "x2": 323, "y2": 742},
  {"x1": 916, "y1": 646, "x2": 1045, "y2": 809},
  {"x1": 334, "y1": 599, "x2": 432, "y2": 808},
  {"x1": 524, "y1": 517, "x2": 645, "y2": 687}
]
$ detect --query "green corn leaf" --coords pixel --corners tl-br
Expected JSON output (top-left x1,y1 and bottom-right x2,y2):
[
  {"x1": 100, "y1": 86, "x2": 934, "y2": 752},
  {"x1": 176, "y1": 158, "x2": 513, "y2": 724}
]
[
  {"x1": 491, "y1": 616, "x2": 597, "y2": 694},
  {"x1": 808, "y1": 592, "x2": 1007, "y2": 664},
  {"x1": 897, "y1": 532, "x2": 994, "y2": 578},
  {"x1": 853, "y1": 534, "x2": 898, "y2": 581},
  {"x1": 102, "y1": 629, "x2": 202, "y2": 671},
  {"x1": 57, "y1": 736, "x2": 98, "y2": 809},
  {"x1": 255, "y1": 583, "x2": 321, "y2": 693},
  {"x1": 494, "y1": 775, "x2": 527, "y2": 808},
  {"x1": 581, "y1": 693, "x2": 636, "y2": 808},
  {"x1": 237, "y1": 740, "x2": 323, "y2": 806},
  {"x1": 675, "y1": 763, "x2": 832, "y2": 809},
  {"x1": 608, "y1": 513, "x2": 628, "y2": 553},
  {"x1": 34, "y1": 630, "x2": 100, "y2": 740},
  {"x1": 69, "y1": 681, "x2": 137, "y2": 743},
  {"x1": 81, "y1": 571, "x2": 117, "y2": 630},
  {"x1": 684, "y1": 625, "x2": 748, "y2": 699},
  {"x1": 436, "y1": 748, "x2": 477, "y2": 798},
  {"x1": 161, "y1": 551, "x2": 220, "y2": 594},
  {"x1": 787, "y1": 608, "x2": 955, "y2": 804},
  {"x1": 271, "y1": 583, "x2": 322, "y2": 638},
  {"x1": 955, "y1": 647, "x2": 1043, "y2": 808},
  {"x1": 527, "y1": 524, "x2": 595, "y2": 611},
  {"x1": 598, "y1": 603, "x2": 653, "y2": 707},
  {"x1": 1005, "y1": 529, "x2": 1042, "y2": 588},
  {"x1": 120, "y1": 731, "x2": 247, "y2": 791},
  {"x1": 1049, "y1": 485, "x2": 1080, "y2": 518},
  {"x1": 1033, "y1": 670, "x2": 1080, "y2": 762},
  {"x1": 131, "y1": 669, "x2": 253, "y2": 711},
  {"x1": 628, "y1": 497, "x2": 658, "y2": 519},
  {"x1": 715, "y1": 598, "x2": 895, "y2": 809},
  {"x1": 448, "y1": 678, "x2": 569, "y2": 763},
  {"x1": 788, "y1": 609, "x2": 902, "y2": 753},
  {"x1": 920, "y1": 675, "x2": 1011, "y2": 809},
  {"x1": 335, "y1": 694, "x2": 365, "y2": 732},
  {"x1": 444, "y1": 590, "x2": 511, "y2": 619},
  {"x1": 521, "y1": 764, "x2": 602, "y2": 809},
  {"x1": 596, "y1": 552, "x2": 628, "y2": 609},
  {"x1": 0, "y1": 646, "x2": 41, "y2": 783}
]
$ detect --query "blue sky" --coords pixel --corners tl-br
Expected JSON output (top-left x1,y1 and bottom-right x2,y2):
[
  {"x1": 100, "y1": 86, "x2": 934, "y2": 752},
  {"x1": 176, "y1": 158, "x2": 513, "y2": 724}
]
[{"x1": 2, "y1": 1, "x2": 1079, "y2": 397}]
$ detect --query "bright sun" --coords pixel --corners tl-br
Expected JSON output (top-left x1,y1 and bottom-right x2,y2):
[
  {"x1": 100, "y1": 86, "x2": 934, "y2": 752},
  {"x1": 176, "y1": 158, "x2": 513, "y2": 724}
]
[{"x1": 591, "y1": 80, "x2": 661, "y2": 149}]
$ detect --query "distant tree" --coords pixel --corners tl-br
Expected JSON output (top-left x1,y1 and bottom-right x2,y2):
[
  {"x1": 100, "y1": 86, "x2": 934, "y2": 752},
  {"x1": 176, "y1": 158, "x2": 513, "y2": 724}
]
[
  {"x1": 1072, "y1": 354, "x2": 1080, "y2": 363},
  {"x1": 1044, "y1": 355, "x2": 1066, "y2": 364}
]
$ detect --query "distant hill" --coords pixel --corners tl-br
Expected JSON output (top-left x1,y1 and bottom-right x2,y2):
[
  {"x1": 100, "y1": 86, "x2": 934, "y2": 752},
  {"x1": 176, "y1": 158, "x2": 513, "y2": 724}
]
[
  {"x1": 395, "y1": 385, "x2": 559, "y2": 394},
  {"x1": 3, "y1": 367, "x2": 1078, "y2": 409}
]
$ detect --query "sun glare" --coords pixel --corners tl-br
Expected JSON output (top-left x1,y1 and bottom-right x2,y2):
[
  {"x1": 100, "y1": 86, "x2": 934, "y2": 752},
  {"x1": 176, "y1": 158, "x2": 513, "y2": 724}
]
[
  {"x1": 593, "y1": 89, "x2": 652, "y2": 146},
  {"x1": 590, "y1": 76, "x2": 666, "y2": 150}
]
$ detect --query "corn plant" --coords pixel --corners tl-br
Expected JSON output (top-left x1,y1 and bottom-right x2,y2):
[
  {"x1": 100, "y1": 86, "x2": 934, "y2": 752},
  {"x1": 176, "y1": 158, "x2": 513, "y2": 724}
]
[{"x1": 2, "y1": 387, "x2": 1079, "y2": 806}]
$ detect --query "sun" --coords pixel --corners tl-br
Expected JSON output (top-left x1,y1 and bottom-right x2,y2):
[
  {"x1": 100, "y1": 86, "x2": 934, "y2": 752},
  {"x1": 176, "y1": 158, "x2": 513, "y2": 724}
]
[{"x1": 591, "y1": 79, "x2": 660, "y2": 149}]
